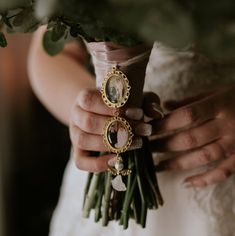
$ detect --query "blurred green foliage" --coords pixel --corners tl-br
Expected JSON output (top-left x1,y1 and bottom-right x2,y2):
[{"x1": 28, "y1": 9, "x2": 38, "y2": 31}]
[{"x1": 0, "y1": 0, "x2": 235, "y2": 57}]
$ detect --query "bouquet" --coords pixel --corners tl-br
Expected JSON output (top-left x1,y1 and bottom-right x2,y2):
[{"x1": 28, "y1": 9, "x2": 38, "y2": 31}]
[
  {"x1": 1, "y1": 0, "x2": 235, "y2": 56},
  {"x1": 1, "y1": 0, "x2": 235, "y2": 229},
  {"x1": 82, "y1": 41, "x2": 163, "y2": 228}
]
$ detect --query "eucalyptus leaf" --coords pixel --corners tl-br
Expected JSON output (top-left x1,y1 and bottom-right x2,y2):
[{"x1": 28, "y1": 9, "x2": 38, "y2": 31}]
[
  {"x1": 51, "y1": 23, "x2": 67, "y2": 41},
  {"x1": 47, "y1": 21, "x2": 57, "y2": 30},
  {"x1": 11, "y1": 7, "x2": 39, "y2": 33},
  {"x1": 2, "y1": 15, "x2": 13, "y2": 29},
  {"x1": 0, "y1": 32, "x2": 7, "y2": 47},
  {"x1": 1, "y1": 0, "x2": 235, "y2": 57},
  {"x1": 12, "y1": 8, "x2": 31, "y2": 27},
  {"x1": 43, "y1": 30, "x2": 65, "y2": 56}
]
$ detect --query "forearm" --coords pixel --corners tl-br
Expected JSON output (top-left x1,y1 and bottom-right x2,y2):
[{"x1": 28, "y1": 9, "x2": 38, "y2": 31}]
[{"x1": 28, "y1": 27, "x2": 95, "y2": 125}]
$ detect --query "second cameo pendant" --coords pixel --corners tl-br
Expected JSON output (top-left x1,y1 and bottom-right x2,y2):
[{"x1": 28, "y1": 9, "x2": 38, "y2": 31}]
[{"x1": 101, "y1": 66, "x2": 133, "y2": 191}]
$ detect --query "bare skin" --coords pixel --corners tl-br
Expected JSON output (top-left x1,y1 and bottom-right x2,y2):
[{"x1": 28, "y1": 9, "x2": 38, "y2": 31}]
[
  {"x1": 28, "y1": 27, "x2": 156, "y2": 173},
  {"x1": 152, "y1": 87, "x2": 235, "y2": 187},
  {"x1": 29, "y1": 27, "x2": 235, "y2": 188}
]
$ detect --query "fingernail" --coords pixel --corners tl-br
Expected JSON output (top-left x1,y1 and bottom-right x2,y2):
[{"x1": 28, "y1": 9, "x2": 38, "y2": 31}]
[
  {"x1": 155, "y1": 161, "x2": 169, "y2": 172},
  {"x1": 107, "y1": 156, "x2": 117, "y2": 167},
  {"x1": 182, "y1": 181, "x2": 193, "y2": 188},
  {"x1": 125, "y1": 108, "x2": 143, "y2": 120},
  {"x1": 151, "y1": 103, "x2": 164, "y2": 118},
  {"x1": 135, "y1": 123, "x2": 152, "y2": 136},
  {"x1": 131, "y1": 137, "x2": 143, "y2": 149}
]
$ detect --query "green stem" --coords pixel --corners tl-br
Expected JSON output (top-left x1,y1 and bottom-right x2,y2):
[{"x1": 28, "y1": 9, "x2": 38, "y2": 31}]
[
  {"x1": 83, "y1": 173, "x2": 100, "y2": 218},
  {"x1": 120, "y1": 152, "x2": 136, "y2": 229},
  {"x1": 95, "y1": 174, "x2": 105, "y2": 222},
  {"x1": 102, "y1": 172, "x2": 112, "y2": 226},
  {"x1": 147, "y1": 182, "x2": 158, "y2": 209},
  {"x1": 133, "y1": 188, "x2": 141, "y2": 224},
  {"x1": 83, "y1": 172, "x2": 93, "y2": 207},
  {"x1": 122, "y1": 176, "x2": 137, "y2": 229},
  {"x1": 111, "y1": 190, "x2": 124, "y2": 221},
  {"x1": 134, "y1": 149, "x2": 147, "y2": 228},
  {"x1": 144, "y1": 137, "x2": 164, "y2": 206}
]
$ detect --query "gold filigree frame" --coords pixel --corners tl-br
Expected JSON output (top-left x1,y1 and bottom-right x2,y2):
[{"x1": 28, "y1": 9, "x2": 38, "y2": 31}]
[
  {"x1": 101, "y1": 67, "x2": 131, "y2": 108},
  {"x1": 107, "y1": 167, "x2": 132, "y2": 176},
  {"x1": 103, "y1": 116, "x2": 133, "y2": 154}
]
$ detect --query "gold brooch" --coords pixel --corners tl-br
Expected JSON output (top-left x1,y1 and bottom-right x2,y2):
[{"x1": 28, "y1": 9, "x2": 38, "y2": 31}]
[
  {"x1": 101, "y1": 66, "x2": 131, "y2": 108},
  {"x1": 101, "y1": 66, "x2": 133, "y2": 191}
]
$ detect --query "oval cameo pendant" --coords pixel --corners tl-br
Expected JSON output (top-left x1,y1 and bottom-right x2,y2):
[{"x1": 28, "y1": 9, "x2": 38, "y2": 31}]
[
  {"x1": 101, "y1": 66, "x2": 131, "y2": 108},
  {"x1": 101, "y1": 66, "x2": 133, "y2": 190},
  {"x1": 103, "y1": 117, "x2": 133, "y2": 154}
]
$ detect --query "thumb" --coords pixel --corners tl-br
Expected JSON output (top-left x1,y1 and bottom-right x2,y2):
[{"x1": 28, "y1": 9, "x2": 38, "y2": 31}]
[{"x1": 143, "y1": 92, "x2": 164, "y2": 119}]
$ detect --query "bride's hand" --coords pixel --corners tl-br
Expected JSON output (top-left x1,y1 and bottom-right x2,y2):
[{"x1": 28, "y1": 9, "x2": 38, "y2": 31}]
[
  {"x1": 69, "y1": 88, "x2": 153, "y2": 173},
  {"x1": 151, "y1": 86, "x2": 235, "y2": 187}
]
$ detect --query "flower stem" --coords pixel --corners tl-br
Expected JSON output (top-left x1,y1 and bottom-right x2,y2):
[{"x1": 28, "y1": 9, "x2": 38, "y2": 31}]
[
  {"x1": 132, "y1": 188, "x2": 141, "y2": 224},
  {"x1": 95, "y1": 174, "x2": 105, "y2": 222},
  {"x1": 83, "y1": 173, "x2": 100, "y2": 218},
  {"x1": 120, "y1": 151, "x2": 136, "y2": 229},
  {"x1": 82, "y1": 138, "x2": 164, "y2": 228},
  {"x1": 134, "y1": 149, "x2": 147, "y2": 228},
  {"x1": 102, "y1": 172, "x2": 112, "y2": 226},
  {"x1": 83, "y1": 172, "x2": 93, "y2": 207},
  {"x1": 143, "y1": 138, "x2": 164, "y2": 206},
  {"x1": 122, "y1": 175, "x2": 137, "y2": 229}
]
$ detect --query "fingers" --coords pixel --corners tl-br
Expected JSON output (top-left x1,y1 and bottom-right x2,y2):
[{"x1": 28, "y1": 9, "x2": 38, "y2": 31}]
[
  {"x1": 152, "y1": 88, "x2": 235, "y2": 187},
  {"x1": 71, "y1": 105, "x2": 109, "y2": 135},
  {"x1": 155, "y1": 136, "x2": 235, "y2": 187},
  {"x1": 70, "y1": 125, "x2": 143, "y2": 152},
  {"x1": 72, "y1": 103, "x2": 152, "y2": 136},
  {"x1": 74, "y1": 149, "x2": 115, "y2": 173},
  {"x1": 77, "y1": 88, "x2": 149, "y2": 120},
  {"x1": 143, "y1": 92, "x2": 164, "y2": 119},
  {"x1": 74, "y1": 142, "x2": 146, "y2": 173},
  {"x1": 70, "y1": 88, "x2": 155, "y2": 173},
  {"x1": 70, "y1": 125, "x2": 107, "y2": 152},
  {"x1": 184, "y1": 155, "x2": 235, "y2": 187},
  {"x1": 151, "y1": 119, "x2": 223, "y2": 152},
  {"x1": 156, "y1": 141, "x2": 226, "y2": 172},
  {"x1": 76, "y1": 88, "x2": 116, "y2": 116},
  {"x1": 151, "y1": 96, "x2": 219, "y2": 134},
  {"x1": 134, "y1": 123, "x2": 152, "y2": 136},
  {"x1": 143, "y1": 92, "x2": 160, "y2": 105},
  {"x1": 125, "y1": 108, "x2": 143, "y2": 120},
  {"x1": 71, "y1": 127, "x2": 143, "y2": 173},
  {"x1": 164, "y1": 91, "x2": 214, "y2": 110}
]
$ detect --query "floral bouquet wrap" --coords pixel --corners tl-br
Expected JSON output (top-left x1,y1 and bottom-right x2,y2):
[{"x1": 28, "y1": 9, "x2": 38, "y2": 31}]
[{"x1": 1, "y1": 0, "x2": 235, "y2": 229}]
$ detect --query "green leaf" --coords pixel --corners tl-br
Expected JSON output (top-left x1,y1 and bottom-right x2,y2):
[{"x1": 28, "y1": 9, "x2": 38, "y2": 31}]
[
  {"x1": 12, "y1": 8, "x2": 30, "y2": 27},
  {"x1": 51, "y1": 23, "x2": 67, "y2": 41},
  {"x1": 2, "y1": 15, "x2": 13, "y2": 29},
  {"x1": 43, "y1": 30, "x2": 65, "y2": 56},
  {"x1": 47, "y1": 20, "x2": 57, "y2": 30},
  {"x1": 12, "y1": 7, "x2": 39, "y2": 33},
  {"x1": 0, "y1": 32, "x2": 7, "y2": 47}
]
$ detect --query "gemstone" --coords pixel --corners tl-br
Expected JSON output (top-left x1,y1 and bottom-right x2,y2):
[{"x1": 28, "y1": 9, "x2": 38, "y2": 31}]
[
  {"x1": 111, "y1": 175, "x2": 127, "y2": 191},
  {"x1": 115, "y1": 161, "x2": 124, "y2": 171}
]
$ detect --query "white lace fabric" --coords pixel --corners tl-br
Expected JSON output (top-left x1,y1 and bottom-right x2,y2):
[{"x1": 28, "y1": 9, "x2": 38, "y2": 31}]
[{"x1": 49, "y1": 42, "x2": 235, "y2": 236}]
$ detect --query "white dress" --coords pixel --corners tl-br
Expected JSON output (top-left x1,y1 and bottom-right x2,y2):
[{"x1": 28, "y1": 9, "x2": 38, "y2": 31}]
[{"x1": 49, "y1": 43, "x2": 235, "y2": 236}]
